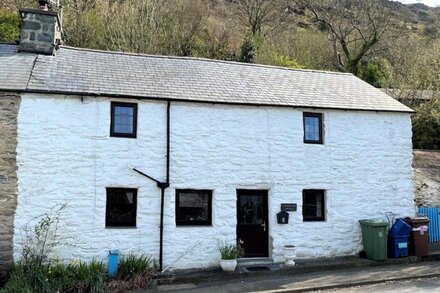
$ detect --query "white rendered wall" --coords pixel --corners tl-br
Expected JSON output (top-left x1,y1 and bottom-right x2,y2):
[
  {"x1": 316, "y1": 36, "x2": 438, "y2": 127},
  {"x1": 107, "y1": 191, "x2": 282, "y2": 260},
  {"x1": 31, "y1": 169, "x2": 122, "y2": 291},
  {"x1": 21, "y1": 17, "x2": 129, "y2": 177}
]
[{"x1": 14, "y1": 94, "x2": 415, "y2": 269}]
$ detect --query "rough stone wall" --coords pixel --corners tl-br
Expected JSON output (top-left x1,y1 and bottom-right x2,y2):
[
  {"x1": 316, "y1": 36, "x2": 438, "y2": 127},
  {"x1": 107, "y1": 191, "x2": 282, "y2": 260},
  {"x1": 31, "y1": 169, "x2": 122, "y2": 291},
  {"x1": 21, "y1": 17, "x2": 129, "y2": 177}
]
[
  {"x1": 0, "y1": 93, "x2": 20, "y2": 280},
  {"x1": 14, "y1": 94, "x2": 414, "y2": 270},
  {"x1": 413, "y1": 150, "x2": 440, "y2": 207},
  {"x1": 18, "y1": 9, "x2": 60, "y2": 55}
]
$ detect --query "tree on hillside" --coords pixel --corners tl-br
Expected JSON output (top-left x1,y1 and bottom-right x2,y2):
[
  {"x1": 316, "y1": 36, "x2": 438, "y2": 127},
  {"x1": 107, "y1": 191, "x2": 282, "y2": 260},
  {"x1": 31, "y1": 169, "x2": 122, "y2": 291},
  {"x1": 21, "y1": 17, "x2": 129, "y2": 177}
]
[
  {"x1": 412, "y1": 99, "x2": 440, "y2": 150},
  {"x1": 299, "y1": 0, "x2": 400, "y2": 76},
  {"x1": 235, "y1": 0, "x2": 286, "y2": 36}
]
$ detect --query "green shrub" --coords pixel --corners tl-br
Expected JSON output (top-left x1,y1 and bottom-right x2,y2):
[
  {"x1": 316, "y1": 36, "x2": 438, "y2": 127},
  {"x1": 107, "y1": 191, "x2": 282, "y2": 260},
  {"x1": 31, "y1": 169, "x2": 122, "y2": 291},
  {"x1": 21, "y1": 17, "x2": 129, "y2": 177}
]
[
  {"x1": 118, "y1": 254, "x2": 155, "y2": 279},
  {"x1": 74, "y1": 260, "x2": 107, "y2": 293},
  {"x1": 413, "y1": 99, "x2": 440, "y2": 150},
  {"x1": 1, "y1": 260, "x2": 106, "y2": 293}
]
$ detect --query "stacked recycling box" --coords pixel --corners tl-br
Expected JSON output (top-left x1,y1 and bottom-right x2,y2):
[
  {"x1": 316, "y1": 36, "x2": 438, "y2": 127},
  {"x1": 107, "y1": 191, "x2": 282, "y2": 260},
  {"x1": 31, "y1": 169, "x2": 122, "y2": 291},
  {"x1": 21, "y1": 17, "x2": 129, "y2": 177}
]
[{"x1": 388, "y1": 219, "x2": 412, "y2": 258}]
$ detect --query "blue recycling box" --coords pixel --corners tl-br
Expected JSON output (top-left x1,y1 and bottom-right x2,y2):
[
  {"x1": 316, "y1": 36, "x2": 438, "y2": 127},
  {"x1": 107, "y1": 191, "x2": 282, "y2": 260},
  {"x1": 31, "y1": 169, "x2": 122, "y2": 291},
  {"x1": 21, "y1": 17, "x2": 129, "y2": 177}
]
[
  {"x1": 108, "y1": 250, "x2": 119, "y2": 277},
  {"x1": 388, "y1": 236, "x2": 409, "y2": 258}
]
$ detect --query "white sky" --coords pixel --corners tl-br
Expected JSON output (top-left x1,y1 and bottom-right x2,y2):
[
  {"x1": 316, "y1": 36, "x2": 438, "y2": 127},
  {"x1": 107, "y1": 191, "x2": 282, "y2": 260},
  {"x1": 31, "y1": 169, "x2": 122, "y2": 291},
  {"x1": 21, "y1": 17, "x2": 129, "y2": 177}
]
[{"x1": 397, "y1": 0, "x2": 440, "y2": 6}]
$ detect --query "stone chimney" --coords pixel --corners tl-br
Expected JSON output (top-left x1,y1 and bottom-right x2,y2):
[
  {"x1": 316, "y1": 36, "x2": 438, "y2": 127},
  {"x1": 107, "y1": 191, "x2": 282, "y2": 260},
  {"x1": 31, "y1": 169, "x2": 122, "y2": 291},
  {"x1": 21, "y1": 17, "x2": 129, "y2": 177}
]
[{"x1": 18, "y1": 2, "x2": 61, "y2": 55}]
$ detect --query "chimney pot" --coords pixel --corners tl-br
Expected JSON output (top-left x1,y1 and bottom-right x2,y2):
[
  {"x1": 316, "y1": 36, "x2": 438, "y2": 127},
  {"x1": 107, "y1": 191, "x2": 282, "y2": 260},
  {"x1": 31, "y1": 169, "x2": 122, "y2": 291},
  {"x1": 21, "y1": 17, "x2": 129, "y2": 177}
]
[{"x1": 38, "y1": 1, "x2": 49, "y2": 11}]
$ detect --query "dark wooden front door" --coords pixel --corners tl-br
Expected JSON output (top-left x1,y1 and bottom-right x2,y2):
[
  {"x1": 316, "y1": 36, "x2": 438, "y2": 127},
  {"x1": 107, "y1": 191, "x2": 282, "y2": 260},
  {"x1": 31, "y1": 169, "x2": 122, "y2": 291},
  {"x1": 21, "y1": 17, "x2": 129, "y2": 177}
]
[{"x1": 237, "y1": 189, "x2": 269, "y2": 257}]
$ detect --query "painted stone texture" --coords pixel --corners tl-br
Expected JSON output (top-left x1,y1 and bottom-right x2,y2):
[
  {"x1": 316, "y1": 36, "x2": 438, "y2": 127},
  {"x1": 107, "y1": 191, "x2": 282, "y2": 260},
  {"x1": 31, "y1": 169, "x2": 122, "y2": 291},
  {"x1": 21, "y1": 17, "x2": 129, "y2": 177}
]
[
  {"x1": 0, "y1": 93, "x2": 20, "y2": 280},
  {"x1": 14, "y1": 94, "x2": 415, "y2": 270},
  {"x1": 413, "y1": 150, "x2": 440, "y2": 207}
]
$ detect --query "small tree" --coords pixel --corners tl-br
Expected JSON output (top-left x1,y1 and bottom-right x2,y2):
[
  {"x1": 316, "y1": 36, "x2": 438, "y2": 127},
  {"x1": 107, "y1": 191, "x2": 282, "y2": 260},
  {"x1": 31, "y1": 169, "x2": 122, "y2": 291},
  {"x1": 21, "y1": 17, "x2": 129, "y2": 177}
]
[
  {"x1": 235, "y1": 0, "x2": 286, "y2": 37},
  {"x1": 238, "y1": 34, "x2": 257, "y2": 63}
]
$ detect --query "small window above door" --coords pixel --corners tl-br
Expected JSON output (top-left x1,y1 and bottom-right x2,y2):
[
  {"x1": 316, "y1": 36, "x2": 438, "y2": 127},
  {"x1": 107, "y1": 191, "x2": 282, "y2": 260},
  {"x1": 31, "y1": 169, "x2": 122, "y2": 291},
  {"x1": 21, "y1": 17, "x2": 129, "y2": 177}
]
[{"x1": 110, "y1": 102, "x2": 138, "y2": 138}]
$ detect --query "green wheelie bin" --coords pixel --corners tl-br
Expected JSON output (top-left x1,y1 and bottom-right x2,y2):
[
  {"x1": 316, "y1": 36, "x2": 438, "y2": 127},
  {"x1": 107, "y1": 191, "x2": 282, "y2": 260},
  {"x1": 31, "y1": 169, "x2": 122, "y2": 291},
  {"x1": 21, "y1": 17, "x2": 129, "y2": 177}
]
[{"x1": 359, "y1": 219, "x2": 389, "y2": 261}]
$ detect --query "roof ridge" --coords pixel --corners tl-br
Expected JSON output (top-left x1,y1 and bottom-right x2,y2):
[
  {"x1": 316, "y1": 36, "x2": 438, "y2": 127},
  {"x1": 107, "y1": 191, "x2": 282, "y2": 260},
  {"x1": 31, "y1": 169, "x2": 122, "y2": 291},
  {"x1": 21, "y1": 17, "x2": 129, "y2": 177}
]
[{"x1": 60, "y1": 45, "x2": 353, "y2": 76}]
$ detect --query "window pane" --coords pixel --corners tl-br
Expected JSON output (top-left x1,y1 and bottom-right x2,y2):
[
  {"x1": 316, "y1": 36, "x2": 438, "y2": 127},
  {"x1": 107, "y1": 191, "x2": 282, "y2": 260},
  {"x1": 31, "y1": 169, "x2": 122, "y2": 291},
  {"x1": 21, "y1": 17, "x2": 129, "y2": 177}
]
[
  {"x1": 176, "y1": 190, "x2": 212, "y2": 225},
  {"x1": 106, "y1": 189, "x2": 137, "y2": 227},
  {"x1": 239, "y1": 195, "x2": 264, "y2": 225},
  {"x1": 304, "y1": 114, "x2": 322, "y2": 143},
  {"x1": 114, "y1": 105, "x2": 134, "y2": 134},
  {"x1": 303, "y1": 190, "x2": 325, "y2": 221}
]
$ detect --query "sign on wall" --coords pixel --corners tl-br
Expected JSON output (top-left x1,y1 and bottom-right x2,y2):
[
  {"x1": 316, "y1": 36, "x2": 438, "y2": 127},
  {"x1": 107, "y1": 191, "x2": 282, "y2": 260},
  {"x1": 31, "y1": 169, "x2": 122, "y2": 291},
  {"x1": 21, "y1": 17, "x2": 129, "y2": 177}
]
[{"x1": 281, "y1": 203, "x2": 297, "y2": 212}]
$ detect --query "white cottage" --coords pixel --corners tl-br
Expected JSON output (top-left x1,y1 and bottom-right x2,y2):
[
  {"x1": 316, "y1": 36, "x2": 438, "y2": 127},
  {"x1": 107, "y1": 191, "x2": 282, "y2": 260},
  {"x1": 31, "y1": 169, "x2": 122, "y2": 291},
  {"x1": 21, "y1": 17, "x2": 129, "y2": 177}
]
[{"x1": 0, "y1": 7, "x2": 415, "y2": 275}]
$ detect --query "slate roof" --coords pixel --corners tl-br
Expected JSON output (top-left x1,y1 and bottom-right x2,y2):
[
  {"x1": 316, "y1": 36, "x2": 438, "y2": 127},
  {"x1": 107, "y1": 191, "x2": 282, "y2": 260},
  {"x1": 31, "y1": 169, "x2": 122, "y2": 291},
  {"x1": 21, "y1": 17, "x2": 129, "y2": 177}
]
[{"x1": 0, "y1": 43, "x2": 413, "y2": 113}]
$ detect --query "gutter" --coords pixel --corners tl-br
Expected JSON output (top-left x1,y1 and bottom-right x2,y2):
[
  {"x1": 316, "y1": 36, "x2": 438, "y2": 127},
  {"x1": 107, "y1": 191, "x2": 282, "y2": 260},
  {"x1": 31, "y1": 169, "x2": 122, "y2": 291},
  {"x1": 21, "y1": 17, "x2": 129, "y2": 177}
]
[{"x1": 132, "y1": 101, "x2": 171, "y2": 271}]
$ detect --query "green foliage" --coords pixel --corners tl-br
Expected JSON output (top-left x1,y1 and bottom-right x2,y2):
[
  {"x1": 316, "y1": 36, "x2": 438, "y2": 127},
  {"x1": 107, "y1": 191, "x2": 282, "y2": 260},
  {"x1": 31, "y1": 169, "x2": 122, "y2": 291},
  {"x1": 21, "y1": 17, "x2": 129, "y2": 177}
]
[
  {"x1": 218, "y1": 240, "x2": 244, "y2": 260},
  {"x1": 238, "y1": 35, "x2": 257, "y2": 63},
  {"x1": 412, "y1": 99, "x2": 440, "y2": 150},
  {"x1": 1, "y1": 260, "x2": 107, "y2": 293},
  {"x1": 272, "y1": 54, "x2": 305, "y2": 69},
  {"x1": 118, "y1": 254, "x2": 155, "y2": 279},
  {"x1": 75, "y1": 260, "x2": 107, "y2": 292},
  {"x1": 358, "y1": 59, "x2": 392, "y2": 87},
  {"x1": 0, "y1": 9, "x2": 20, "y2": 42}
]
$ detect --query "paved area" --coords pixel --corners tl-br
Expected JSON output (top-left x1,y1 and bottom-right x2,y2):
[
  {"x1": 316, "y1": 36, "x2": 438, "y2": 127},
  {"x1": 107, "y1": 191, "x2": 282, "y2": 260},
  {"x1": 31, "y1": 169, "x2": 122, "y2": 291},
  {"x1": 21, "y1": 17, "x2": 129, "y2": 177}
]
[
  {"x1": 311, "y1": 277, "x2": 440, "y2": 292},
  {"x1": 152, "y1": 262, "x2": 440, "y2": 292}
]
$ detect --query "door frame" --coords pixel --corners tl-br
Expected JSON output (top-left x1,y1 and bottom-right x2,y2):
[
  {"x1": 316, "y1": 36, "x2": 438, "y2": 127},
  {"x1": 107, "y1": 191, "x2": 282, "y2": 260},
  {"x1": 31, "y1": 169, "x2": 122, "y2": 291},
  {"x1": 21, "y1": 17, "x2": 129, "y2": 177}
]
[{"x1": 236, "y1": 189, "x2": 269, "y2": 258}]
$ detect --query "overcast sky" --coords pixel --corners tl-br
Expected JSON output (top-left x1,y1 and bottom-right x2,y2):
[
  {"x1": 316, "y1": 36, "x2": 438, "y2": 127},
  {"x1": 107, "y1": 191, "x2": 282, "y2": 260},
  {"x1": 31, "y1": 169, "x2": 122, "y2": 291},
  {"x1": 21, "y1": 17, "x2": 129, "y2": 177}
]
[{"x1": 397, "y1": 0, "x2": 440, "y2": 6}]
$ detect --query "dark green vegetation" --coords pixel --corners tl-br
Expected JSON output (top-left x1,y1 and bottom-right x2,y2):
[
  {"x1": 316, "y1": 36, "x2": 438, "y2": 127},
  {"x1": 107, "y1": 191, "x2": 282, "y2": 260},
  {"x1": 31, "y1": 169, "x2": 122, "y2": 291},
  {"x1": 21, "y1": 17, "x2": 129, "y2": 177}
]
[
  {"x1": 0, "y1": 205, "x2": 156, "y2": 292},
  {"x1": 1, "y1": 0, "x2": 439, "y2": 149}
]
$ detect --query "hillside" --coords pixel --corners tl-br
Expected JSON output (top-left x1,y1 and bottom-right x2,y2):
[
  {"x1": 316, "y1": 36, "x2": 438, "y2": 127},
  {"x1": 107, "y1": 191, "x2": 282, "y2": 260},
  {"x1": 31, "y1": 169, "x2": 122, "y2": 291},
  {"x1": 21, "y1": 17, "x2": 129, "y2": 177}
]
[{"x1": 2, "y1": 1, "x2": 440, "y2": 89}]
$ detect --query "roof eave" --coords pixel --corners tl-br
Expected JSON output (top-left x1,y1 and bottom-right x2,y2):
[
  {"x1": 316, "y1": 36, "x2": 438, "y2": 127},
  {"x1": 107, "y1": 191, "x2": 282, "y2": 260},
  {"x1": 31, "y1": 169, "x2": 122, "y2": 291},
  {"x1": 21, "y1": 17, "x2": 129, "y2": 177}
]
[{"x1": 0, "y1": 88, "x2": 415, "y2": 114}]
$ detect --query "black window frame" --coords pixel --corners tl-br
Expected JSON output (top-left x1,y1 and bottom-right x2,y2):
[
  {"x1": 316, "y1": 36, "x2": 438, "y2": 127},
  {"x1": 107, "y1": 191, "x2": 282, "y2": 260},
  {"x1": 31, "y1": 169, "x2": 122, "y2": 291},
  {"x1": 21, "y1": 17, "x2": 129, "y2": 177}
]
[
  {"x1": 303, "y1": 112, "x2": 323, "y2": 144},
  {"x1": 106, "y1": 187, "x2": 138, "y2": 228},
  {"x1": 110, "y1": 102, "x2": 138, "y2": 138},
  {"x1": 176, "y1": 189, "x2": 213, "y2": 226},
  {"x1": 302, "y1": 189, "x2": 325, "y2": 222}
]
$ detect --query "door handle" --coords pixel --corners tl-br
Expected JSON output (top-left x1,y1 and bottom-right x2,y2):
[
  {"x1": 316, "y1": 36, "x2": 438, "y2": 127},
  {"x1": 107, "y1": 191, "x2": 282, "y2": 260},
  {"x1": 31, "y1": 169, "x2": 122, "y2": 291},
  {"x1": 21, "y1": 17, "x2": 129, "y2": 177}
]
[{"x1": 261, "y1": 221, "x2": 266, "y2": 232}]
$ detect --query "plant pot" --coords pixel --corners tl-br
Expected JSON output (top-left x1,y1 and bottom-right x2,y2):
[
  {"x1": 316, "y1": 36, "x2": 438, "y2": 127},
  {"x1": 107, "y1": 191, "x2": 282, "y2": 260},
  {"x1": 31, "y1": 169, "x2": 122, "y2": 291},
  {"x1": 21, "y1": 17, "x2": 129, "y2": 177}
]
[
  {"x1": 220, "y1": 259, "x2": 237, "y2": 272},
  {"x1": 283, "y1": 245, "x2": 296, "y2": 266}
]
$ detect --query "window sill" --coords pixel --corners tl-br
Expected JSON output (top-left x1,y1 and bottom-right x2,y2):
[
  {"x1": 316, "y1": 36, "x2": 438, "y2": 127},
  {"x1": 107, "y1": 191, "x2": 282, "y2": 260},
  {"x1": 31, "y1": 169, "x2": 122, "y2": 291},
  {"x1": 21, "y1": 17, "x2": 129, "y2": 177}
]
[
  {"x1": 110, "y1": 134, "x2": 137, "y2": 139},
  {"x1": 176, "y1": 224, "x2": 213, "y2": 227}
]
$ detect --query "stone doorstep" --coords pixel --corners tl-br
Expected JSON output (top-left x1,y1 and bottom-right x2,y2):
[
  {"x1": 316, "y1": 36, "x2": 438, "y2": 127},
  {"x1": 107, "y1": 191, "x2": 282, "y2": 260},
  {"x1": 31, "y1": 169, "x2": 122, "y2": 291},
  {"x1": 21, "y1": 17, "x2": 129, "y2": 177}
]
[{"x1": 154, "y1": 254, "x2": 440, "y2": 287}]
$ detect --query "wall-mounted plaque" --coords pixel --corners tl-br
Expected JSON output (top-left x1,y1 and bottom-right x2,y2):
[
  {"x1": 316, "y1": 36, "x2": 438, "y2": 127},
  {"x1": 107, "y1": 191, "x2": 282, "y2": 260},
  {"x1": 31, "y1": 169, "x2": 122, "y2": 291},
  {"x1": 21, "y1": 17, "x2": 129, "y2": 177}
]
[{"x1": 281, "y1": 203, "x2": 297, "y2": 212}]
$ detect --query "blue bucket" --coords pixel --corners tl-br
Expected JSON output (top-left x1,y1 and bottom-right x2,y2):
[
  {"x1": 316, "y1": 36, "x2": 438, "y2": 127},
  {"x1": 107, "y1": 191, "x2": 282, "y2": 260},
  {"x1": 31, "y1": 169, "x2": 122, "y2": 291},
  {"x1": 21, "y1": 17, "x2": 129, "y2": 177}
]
[{"x1": 108, "y1": 250, "x2": 119, "y2": 277}]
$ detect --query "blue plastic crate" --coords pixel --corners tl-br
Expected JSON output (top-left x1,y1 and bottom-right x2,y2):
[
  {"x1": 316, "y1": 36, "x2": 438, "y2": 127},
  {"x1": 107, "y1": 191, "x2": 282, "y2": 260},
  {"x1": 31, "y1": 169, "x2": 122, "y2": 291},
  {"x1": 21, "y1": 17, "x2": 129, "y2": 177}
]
[
  {"x1": 388, "y1": 236, "x2": 409, "y2": 258},
  {"x1": 389, "y1": 219, "x2": 412, "y2": 237}
]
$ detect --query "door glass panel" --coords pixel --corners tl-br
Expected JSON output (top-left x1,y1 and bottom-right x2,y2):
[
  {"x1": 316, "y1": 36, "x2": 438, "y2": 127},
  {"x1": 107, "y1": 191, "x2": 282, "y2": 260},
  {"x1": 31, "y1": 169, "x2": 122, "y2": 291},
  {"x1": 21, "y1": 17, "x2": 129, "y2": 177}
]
[{"x1": 239, "y1": 195, "x2": 263, "y2": 225}]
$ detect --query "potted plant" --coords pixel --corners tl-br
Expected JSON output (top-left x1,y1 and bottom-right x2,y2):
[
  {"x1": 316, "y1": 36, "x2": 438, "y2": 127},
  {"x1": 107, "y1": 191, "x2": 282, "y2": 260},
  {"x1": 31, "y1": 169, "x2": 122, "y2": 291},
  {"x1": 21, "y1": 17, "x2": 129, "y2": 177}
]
[{"x1": 218, "y1": 240, "x2": 244, "y2": 272}]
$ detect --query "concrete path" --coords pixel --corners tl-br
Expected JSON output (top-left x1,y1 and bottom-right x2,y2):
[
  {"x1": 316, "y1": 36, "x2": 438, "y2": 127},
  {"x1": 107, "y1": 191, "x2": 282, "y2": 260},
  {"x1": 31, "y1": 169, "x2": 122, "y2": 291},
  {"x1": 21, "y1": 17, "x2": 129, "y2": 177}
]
[
  {"x1": 310, "y1": 277, "x2": 440, "y2": 293},
  {"x1": 152, "y1": 262, "x2": 440, "y2": 293}
]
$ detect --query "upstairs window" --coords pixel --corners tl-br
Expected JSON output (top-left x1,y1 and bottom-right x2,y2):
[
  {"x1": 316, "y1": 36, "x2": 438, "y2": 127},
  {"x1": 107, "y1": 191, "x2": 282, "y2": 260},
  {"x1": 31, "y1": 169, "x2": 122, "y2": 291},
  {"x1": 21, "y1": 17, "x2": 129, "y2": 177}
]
[
  {"x1": 106, "y1": 188, "x2": 137, "y2": 227},
  {"x1": 176, "y1": 189, "x2": 212, "y2": 226},
  {"x1": 303, "y1": 112, "x2": 323, "y2": 144},
  {"x1": 110, "y1": 102, "x2": 137, "y2": 138},
  {"x1": 303, "y1": 189, "x2": 325, "y2": 221}
]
